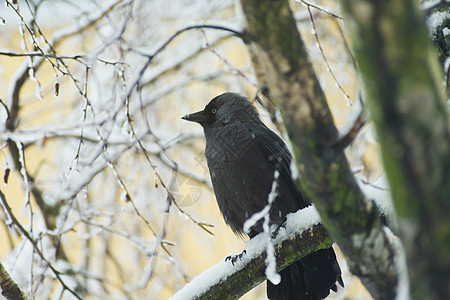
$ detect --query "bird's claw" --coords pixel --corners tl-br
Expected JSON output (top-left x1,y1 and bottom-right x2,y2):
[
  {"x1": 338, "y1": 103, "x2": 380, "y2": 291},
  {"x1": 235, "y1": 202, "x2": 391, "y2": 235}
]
[{"x1": 225, "y1": 250, "x2": 246, "y2": 266}]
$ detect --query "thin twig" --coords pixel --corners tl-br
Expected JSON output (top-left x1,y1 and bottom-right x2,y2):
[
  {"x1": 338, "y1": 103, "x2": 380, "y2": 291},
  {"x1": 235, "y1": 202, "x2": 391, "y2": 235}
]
[
  {"x1": 305, "y1": 4, "x2": 352, "y2": 105},
  {"x1": 143, "y1": 24, "x2": 242, "y2": 60},
  {"x1": 0, "y1": 190, "x2": 82, "y2": 300},
  {"x1": 298, "y1": 0, "x2": 343, "y2": 19},
  {"x1": 332, "y1": 97, "x2": 366, "y2": 152}
]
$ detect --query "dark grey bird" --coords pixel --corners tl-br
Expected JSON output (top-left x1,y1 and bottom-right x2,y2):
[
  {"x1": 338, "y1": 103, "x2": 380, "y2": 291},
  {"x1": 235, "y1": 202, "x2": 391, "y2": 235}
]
[{"x1": 182, "y1": 92, "x2": 343, "y2": 300}]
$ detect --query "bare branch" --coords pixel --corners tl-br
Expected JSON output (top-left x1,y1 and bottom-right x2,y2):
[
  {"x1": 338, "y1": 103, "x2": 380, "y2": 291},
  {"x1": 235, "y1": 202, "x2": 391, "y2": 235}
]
[{"x1": 0, "y1": 190, "x2": 82, "y2": 299}]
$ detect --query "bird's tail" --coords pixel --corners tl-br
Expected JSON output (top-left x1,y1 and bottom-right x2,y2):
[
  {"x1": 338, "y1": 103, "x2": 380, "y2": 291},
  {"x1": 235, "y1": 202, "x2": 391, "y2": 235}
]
[{"x1": 267, "y1": 247, "x2": 344, "y2": 300}]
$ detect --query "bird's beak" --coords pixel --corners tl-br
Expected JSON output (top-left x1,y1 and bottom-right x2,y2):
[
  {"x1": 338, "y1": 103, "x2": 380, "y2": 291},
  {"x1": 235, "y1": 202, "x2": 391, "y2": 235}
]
[{"x1": 182, "y1": 110, "x2": 207, "y2": 124}]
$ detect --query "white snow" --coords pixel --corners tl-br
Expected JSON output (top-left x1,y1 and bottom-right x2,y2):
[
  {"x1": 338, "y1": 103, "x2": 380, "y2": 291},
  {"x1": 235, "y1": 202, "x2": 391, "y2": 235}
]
[
  {"x1": 339, "y1": 95, "x2": 363, "y2": 138},
  {"x1": 357, "y1": 173, "x2": 397, "y2": 228},
  {"x1": 169, "y1": 253, "x2": 242, "y2": 300},
  {"x1": 422, "y1": 0, "x2": 443, "y2": 11},
  {"x1": 426, "y1": 11, "x2": 448, "y2": 33},
  {"x1": 384, "y1": 226, "x2": 410, "y2": 300},
  {"x1": 171, "y1": 205, "x2": 321, "y2": 299},
  {"x1": 243, "y1": 169, "x2": 282, "y2": 285},
  {"x1": 443, "y1": 27, "x2": 450, "y2": 37},
  {"x1": 282, "y1": 205, "x2": 322, "y2": 237}
]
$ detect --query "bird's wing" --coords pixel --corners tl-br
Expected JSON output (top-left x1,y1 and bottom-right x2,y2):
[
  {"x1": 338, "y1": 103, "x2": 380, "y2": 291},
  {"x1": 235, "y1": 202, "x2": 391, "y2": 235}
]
[{"x1": 250, "y1": 123, "x2": 311, "y2": 210}]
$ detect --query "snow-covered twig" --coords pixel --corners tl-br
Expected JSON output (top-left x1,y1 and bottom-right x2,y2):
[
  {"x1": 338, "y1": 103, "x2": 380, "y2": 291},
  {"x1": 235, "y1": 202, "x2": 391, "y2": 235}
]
[{"x1": 0, "y1": 190, "x2": 82, "y2": 299}]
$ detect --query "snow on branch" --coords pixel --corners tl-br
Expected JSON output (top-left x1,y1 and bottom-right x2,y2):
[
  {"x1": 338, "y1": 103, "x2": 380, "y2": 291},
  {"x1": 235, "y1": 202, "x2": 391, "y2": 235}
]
[{"x1": 171, "y1": 206, "x2": 328, "y2": 300}]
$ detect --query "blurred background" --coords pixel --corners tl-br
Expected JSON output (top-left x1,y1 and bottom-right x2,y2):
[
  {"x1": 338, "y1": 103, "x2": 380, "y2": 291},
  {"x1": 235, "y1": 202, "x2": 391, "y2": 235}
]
[{"x1": 0, "y1": 0, "x2": 386, "y2": 299}]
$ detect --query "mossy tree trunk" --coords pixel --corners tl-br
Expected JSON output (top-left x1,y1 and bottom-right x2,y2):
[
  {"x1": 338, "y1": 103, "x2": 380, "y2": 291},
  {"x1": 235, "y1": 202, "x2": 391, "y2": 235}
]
[
  {"x1": 239, "y1": 0, "x2": 403, "y2": 299},
  {"x1": 339, "y1": 1, "x2": 450, "y2": 299},
  {"x1": 173, "y1": 1, "x2": 449, "y2": 298}
]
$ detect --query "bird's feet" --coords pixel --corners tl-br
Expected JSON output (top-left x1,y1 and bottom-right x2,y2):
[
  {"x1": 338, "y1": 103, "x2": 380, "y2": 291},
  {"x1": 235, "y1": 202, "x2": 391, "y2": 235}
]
[{"x1": 225, "y1": 250, "x2": 246, "y2": 266}]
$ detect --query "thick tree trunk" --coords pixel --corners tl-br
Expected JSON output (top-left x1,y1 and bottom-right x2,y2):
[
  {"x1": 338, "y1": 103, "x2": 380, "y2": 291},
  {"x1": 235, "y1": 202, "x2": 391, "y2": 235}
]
[
  {"x1": 239, "y1": 0, "x2": 406, "y2": 299},
  {"x1": 339, "y1": 0, "x2": 450, "y2": 299}
]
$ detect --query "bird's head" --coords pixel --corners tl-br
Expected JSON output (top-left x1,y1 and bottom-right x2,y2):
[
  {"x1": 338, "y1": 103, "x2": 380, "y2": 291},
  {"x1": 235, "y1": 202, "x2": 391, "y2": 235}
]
[{"x1": 182, "y1": 93, "x2": 261, "y2": 128}]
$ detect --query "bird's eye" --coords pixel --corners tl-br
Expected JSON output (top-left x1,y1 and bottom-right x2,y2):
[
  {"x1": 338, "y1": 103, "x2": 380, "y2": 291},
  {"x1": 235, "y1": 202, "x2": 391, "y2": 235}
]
[{"x1": 211, "y1": 108, "x2": 217, "y2": 114}]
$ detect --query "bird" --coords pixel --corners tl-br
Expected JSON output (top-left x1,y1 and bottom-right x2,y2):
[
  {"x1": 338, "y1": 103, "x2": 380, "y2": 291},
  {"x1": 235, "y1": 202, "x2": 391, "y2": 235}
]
[{"x1": 182, "y1": 92, "x2": 343, "y2": 300}]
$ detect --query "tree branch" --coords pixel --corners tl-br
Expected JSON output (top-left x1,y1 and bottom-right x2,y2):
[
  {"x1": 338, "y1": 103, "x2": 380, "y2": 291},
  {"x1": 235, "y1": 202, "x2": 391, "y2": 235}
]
[
  {"x1": 0, "y1": 189, "x2": 82, "y2": 300},
  {"x1": 141, "y1": 24, "x2": 243, "y2": 61},
  {"x1": 0, "y1": 261, "x2": 27, "y2": 300},
  {"x1": 172, "y1": 208, "x2": 332, "y2": 300},
  {"x1": 332, "y1": 97, "x2": 366, "y2": 152}
]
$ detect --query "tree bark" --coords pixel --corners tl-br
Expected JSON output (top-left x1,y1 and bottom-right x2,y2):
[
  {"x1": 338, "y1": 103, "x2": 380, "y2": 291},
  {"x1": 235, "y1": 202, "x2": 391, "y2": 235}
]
[
  {"x1": 172, "y1": 223, "x2": 332, "y2": 300},
  {"x1": 0, "y1": 261, "x2": 27, "y2": 300},
  {"x1": 339, "y1": 0, "x2": 450, "y2": 299},
  {"x1": 239, "y1": 0, "x2": 406, "y2": 299}
]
